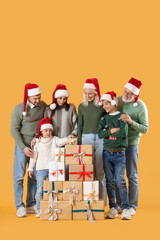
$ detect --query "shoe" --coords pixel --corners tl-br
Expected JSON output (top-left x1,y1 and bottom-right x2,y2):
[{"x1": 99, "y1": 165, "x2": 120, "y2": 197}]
[
  {"x1": 36, "y1": 210, "x2": 40, "y2": 218},
  {"x1": 117, "y1": 204, "x2": 122, "y2": 214},
  {"x1": 106, "y1": 207, "x2": 118, "y2": 219},
  {"x1": 26, "y1": 204, "x2": 37, "y2": 214},
  {"x1": 130, "y1": 207, "x2": 136, "y2": 216},
  {"x1": 17, "y1": 206, "x2": 27, "y2": 217},
  {"x1": 121, "y1": 209, "x2": 132, "y2": 220}
]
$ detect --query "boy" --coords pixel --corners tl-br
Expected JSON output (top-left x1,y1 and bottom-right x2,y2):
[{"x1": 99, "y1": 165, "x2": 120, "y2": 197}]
[{"x1": 98, "y1": 91, "x2": 131, "y2": 220}]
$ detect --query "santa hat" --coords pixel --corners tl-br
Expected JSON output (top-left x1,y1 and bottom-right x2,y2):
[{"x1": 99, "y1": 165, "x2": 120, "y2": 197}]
[
  {"x1": 125, "y1": 78, "x2": 142, "y2": 107},
  {"x1": 23, "y1": 83, "x2": 41, "y2": 116},
  {"x1": 37, "y1": 117, "x2": 53, "y2": 138},
  {"x1": 101, "y1": 91, "x2": 118, "y2": 106},
  {"x1": 83, "y1": 78, "x2": 101, "y2": 101},
  {"x1": 50, "y1": 84, "x2": 70, "y2": 110}
]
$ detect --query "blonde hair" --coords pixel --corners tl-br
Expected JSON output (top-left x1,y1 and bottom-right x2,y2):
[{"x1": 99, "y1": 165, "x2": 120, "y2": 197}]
[{"x1": 81, "y1": 90, "x2": 100, "y2": 107}]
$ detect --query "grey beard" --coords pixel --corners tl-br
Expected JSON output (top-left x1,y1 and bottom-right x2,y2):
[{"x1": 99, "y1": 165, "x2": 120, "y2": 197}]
[{"x1": 122, "y1": 95, "x2": 135, "y2": 103}]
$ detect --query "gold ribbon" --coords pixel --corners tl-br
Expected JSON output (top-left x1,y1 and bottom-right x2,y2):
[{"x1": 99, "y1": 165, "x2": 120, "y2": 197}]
[
  {"x1": 87, "y1": 182, "x2": 98, "y2": 202},
  {"x1": 47, "y1": 190, "x2": 58, "y2": 205},
  {"x1": 64, "y1": 183, "x2": 80, "y2": 206},
  {"x1": 55, "y1": 148, "x2": 64, "y2": 162},
  {"x1": 48, "y1": 191, "x2": 61, "y2": 221},
  {"x1": 85, "y1": 203, "x2": 95, "y2": 223},
  {"x1": 67, "y1": 138, "x2": 77, "y2": 145},
  {"x1": 73, "y1": 151, "x2": 86, "y2": 164}
]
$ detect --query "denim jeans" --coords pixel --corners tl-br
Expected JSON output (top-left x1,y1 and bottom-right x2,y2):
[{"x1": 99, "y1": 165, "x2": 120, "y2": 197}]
[
  {"x1": 82, "y1": 133, "x2": 106, "y2": 204},
  {"x1": 116, "y1": 145, "x2": 139, "y2": 209},
  {"x1": 103, "y1": 149, "x2": 129, "y2": 210},
  {"x1": 36, "y1": 170, "x2": 49, "y2": 210},
  {"x1": 13, "y1": 144, "x2": 37, "y2": 209}
]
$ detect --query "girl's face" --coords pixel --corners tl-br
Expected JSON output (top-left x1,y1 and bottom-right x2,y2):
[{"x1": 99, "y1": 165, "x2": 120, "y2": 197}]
[
  {"x1": 102, "y1": 100, "x2": 116, "y2": 113},
  {"x1": 56, "y1": 96, "x2": 67, "y2": 106},
  {"x1": 84, "y1": 88, "x2": 96, "y2": 102},
  {"x1": 41, "y1": 128, "x2": 52, "y2": 138}
]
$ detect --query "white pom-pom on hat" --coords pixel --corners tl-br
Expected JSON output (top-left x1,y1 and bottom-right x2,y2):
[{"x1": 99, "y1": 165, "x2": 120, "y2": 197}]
[
  {"x1": 98, "y1": 101, "x2": 102, "y2": 106},
  {"x1": 22, "y1": 112, "x2": 27, "y2": 116},
  {"x1": 111, "y1": 100, "x2": 116, "y2": 106},
  {"x1": 133, "y1": 102, "x2": 138, "y2": 107},
  {"x1": 50, "y1": 103, "x2": 56, "y2": 110}
]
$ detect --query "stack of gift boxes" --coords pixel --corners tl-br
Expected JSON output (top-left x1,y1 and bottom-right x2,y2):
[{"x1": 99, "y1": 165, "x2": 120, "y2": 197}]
[{"x1": 40, "y1": 143, "x2": 105, "y2": 221}]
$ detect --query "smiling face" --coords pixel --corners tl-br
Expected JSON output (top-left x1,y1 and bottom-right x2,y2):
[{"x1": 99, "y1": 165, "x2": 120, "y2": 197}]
[
  {"x1": 102, "y1": 100, "x2": 117, "y2": 114},
  {"x1": 122, "y1": 88, "x2": 136, "y2": 102},
  {"x1": 56, "y1": 96, "x2": 67, "y2": 106},
  {"x1": 41, "y1": 128, "x2": 53, "y2": 138},
  {"x1": 28, "y1": 94, "x2": 41, "y2": 106},
  {"x1": 84, "y1": 88, "x2": 96, "y2": 102}
]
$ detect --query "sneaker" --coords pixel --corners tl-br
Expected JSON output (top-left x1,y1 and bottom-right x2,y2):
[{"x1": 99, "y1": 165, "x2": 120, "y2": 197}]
[
  {"x1": 17, "y1": 206, "x2": 27, "y2": 217},
  {"x1": 26, "y1": 204, "x2": 37, "y2": 214},
  {"x1": 106, "y1": 207, "x2": 118, "y2": 219},
  {"x1": 130, "y1": 207, "x2": 136, "y2": 216},
  {"x1": 121, "y1": 209, "x2": 132, "y2": 220},
  {"x1": 36, "y1": 210, "x2": 40, "y2": 218},
  {"x1": 117, "y1": 204, "x2": 122, "y2": 214}
]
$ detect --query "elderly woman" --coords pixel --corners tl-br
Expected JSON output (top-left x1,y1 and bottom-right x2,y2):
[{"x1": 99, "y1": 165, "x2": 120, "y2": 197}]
[{"x1": 78, "y1": 78, "x2": 106, "y2": 202}]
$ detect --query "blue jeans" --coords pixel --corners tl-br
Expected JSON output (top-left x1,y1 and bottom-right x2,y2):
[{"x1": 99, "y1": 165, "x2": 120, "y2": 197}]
[
  {"x1": 13, "y1": 144, "x2": 37, "y2": 209},
  {"x1": 82, "y1": 133, "x2": 106, "y2": 204},
  {"x1": 103, "y1": 149, "x2": 129, "y2": 210},
  {"x1": 36, "y1": 170, "x2": 49, "y2": 210},
  {"x1": 116, "y1": 145, "x2": 139, "y2": 209}
]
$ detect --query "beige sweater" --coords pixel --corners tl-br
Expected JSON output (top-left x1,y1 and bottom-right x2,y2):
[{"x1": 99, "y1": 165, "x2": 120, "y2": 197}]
[{"x1": 28, "y1": 136, "x2": 67, "y2": 171}]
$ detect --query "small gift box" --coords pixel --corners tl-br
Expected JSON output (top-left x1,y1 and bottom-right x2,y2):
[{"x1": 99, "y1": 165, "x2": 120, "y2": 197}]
[
  {"x1": 72, "y1": 200, "x2": 104, "y2": 221},
  {"x1": 83, "y1": 181, "x2": 99, "y2": 202},
  {"x1": 49, "y1": 161, "x2": 65, "y2": 181},
  {"x1": 55, "y1": 148, "x2": 65, "y2": 162},
  {"x1": 43, "y1": 180, "x2": 63, "y2": 201},
  {"x1": 69, "y1": 164, "x2": 93, "y2": 181},
  {"x1": 65, "y1": 145, "x2": 93, "y2": 165},
  {"x1": 65, "y1": 137, "x2": 78, "y2": 145},
  {"x1": 40, "y1": 200, "x2": 72, "y2": 220},
  {"x1": 63, "y1": 181, "x2": 82, "y2": 205}
]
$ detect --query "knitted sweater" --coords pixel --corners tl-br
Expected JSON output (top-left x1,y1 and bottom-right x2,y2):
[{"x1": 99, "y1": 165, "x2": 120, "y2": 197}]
[
  {"x1": 78, "y1": 101, "x2": 105, "y2": 144},
  {"x1": 28, "y1": 136, "x2": 67, "y2": 171},
  {"x1": 11, "y1": 101, "x2": 47, "y2": 150},
  {"x1": 98, "y1": 111, "x2": 128, "y2": 150},
  {"x1": 44, "y1": 104, "x2": 78, "y2": 138},
  {"x1": 117, "y1": 96, "x2": 149, "y2": 145}
]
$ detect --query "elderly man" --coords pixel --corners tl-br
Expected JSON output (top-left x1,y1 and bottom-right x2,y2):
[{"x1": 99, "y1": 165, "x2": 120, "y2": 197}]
[
  {"x1": 117, "y1": 78, "x2": 149, "y2": 216},
  {"x1": 11, "y1": 83, "x2": 46, "y2": 217}
]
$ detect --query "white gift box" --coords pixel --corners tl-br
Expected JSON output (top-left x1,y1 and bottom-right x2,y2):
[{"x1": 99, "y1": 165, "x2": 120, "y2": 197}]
[
  {"x1": 83, "y1": 181, "x2": 99, "y2": 201},
  {"x1": 49, "y1": 161, "x2": 65, "y2": 181},
  {"x1": 55, "y1": 148, "x2": 65, "y2": 162}
]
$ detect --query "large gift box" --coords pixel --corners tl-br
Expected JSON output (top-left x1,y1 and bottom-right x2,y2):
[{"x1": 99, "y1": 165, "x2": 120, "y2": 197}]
[
  {"x1": 43, "y1": 180, "x2": 63, "y2": 201},
  {"x1": 63, "y1": 181, "x2": 82, "y2": 205},
  {"x1": 83, "y1": 181, "x2": 99, "y2": 201},
  {"x1": 55, "y1": 148, "x2": 65, "y2": 162},
  {"x1": 69, "y1": 164, "x2": 93, "y2": 181},
  {"x1": 40, "y1": 200, "x2": 72, "y2": 220},
  {"x1": 65, "y1": 145, "x2": 93, "y2": 165},
  {"x1": 49, "y1": 161, "x2": 65, "y2": 181},
  {"x1": 72, "y1": 200, "x2": 104, "y2": 221}
]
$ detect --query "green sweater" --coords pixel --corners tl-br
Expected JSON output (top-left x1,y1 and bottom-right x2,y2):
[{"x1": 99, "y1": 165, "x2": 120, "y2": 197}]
[
  {"x1": 11, "y1": 101, "x2": 47, "y2": 150},
  {"x1": 78, "y1": 101, "x2": 105, "y2": 144},
  {"x1": 98, "y1": 112, "x2": 128, "y2": 151},
  {"x1": 117, "y1": 96, "x2": 149, "y2": 145}
]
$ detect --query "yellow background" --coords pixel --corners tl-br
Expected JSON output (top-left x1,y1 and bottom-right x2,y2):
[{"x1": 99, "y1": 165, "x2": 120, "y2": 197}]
[{"x1": 0, "y1": 0, "x2": 159, "y2": 239}]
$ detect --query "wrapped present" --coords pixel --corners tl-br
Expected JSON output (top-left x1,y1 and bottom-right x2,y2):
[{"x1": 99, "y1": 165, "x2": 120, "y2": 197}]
[
  {"x1": 55, "y1": 148, "x2": 65, "y2": 162},
  {"x1": 65, "y1": 137, "x2": 78, "y2": 145},
  {"x1": 40, "y1": 200, "x2": 72, "y2": 220},
  {"x1": 72, "y1": 200, "x2": 104, "y2": 221},
  {"x1": 83, "y1": 181, "x2": 99, "y2": 202},
  {"x1": 69, "y1": 164, "x2": 93, "y2": 181},
  {"x1": 63, "y1": 181, "x2": 82, "y2": 205},
  {"x1": 65, "y1": 145, "x2": 93, "y2": 165},
  {"x1": 43, "y1": 180, "x2": 63, "y2": 201},
  {"x1": 49, "y1": 161, "x2": 65, "y2": 181}
]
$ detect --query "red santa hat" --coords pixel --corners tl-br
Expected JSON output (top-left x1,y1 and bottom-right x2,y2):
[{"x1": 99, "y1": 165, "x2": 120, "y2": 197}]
[
  {"x1": 23, "y1": 83, "x2": 41, "y2": 116},
  {"x1": 125, "y1": 78, "x2": 142, "y2": 107},
  {"x1": 101, "y1": 91, "x2": 118, "y2": 106},
  {"x1": 50, "y1": 84, "x2": 70, "y2": 110},
  {"x1": 83, "y1": 78, "x2": 101, "y2": 101},
  {"x1": 37, "y1": 117, "x2": 53, "y2": 138}
]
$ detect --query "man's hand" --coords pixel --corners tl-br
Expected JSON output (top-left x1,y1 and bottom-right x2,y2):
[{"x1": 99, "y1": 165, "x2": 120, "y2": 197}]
[
  {"x1": 28, "y1": 171, "x2": 33, "y2": 178},
  {"x1": 120, "y1": 112, "x2": 133, "y2": 125},
  {"x1": 23, "y1": 147, "x2": 33, "y2": 158},
  {"x1": 110, "y1": 128, "x2": 120, "y2": 134},
  {"x1": 31, "y1": 138, "x2": 36, "y2": 149}
]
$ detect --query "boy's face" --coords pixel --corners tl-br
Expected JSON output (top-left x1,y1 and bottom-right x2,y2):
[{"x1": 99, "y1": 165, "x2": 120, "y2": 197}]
[
  {"x1": 28, "y1": 94, "x2": 41, "y2": 106},
  {"x1": 57, "y1": 96, "x2": 67, "y2": 106},
  {"x1": 41, "y1": 128, "x2": 52, "y2": 138},
  {"x1": 102, "y1": 100, "x2": 117, "y2": 113}
]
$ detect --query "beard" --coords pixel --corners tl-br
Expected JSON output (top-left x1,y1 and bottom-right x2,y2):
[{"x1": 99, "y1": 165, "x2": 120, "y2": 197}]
[{"x1": 122, "y1": 95, "x2": 135, "y2": 103}]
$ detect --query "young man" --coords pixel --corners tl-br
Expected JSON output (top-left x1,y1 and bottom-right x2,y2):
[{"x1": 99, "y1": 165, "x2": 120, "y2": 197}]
[{"x1": 11, "y1": 83, "x2": 46, "y2": 217}]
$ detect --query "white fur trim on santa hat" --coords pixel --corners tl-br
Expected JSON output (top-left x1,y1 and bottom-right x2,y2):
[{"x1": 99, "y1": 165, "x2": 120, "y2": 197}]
[
  {"x1": 28, "y1": 87, "x2": 41, "y2": 96},
  {"x1": 83, "y1": 83, "x2": 96, "y2": 90},
  {"x1": 22, "y1": 112, "x2": 27, "y2": 116},
  {"x1": 101, "y1": 94, "x2": 118, "y2": 106},
  {"x1": 50, "y1": 103, "x2": 56, "y2": 110},
  {"x1": 125, "y1": 83, "x2": 140, "y2": 95},
  {"x1": 40, "y1": 124, "x2": 53, "y2": 132},
  {"x1": 55, "y1": 89, "x2": 70, "y2": 98}
]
